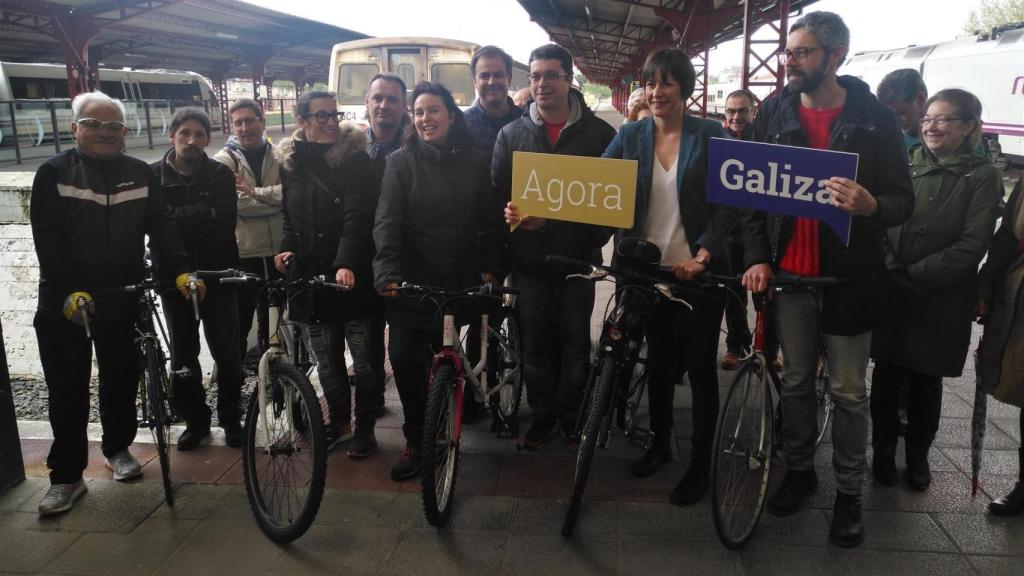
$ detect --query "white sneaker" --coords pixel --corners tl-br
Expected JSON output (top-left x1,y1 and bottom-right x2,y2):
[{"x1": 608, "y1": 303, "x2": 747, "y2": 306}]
[
  {"x1": 38, "y1": 479, "x2": 87, "y2": 515},
  {"x1": 105, "y1": 449, "x2": 143, "y2": 481}
]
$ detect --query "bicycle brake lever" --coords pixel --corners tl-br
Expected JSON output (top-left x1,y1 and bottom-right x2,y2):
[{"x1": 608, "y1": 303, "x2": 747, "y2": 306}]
[{"x1": 655, "y1": 283, "x2": 693, "y2": 310}]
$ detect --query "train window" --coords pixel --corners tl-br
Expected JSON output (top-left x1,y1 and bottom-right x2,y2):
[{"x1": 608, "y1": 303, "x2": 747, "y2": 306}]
[
  {"x1": 338, "y1": 63, "x2": 379, "y2": 105},
  {"x1": 100, "y1": 81, "x2": 125, "y2": 99},
  {"x1": 10, "y1": 77, "x2": 69, "y2": 99},
  {"x1": 430, "y1": 63, "x2": 473, "y2": 106}
]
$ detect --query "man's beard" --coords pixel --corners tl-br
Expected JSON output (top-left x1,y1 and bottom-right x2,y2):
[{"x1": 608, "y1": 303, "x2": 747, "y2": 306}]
[{"x1": 788, "y1": 61, "x2": 828, "y2": 94}]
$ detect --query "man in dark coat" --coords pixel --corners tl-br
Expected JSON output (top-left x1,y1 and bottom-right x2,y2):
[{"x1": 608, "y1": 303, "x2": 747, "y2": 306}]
[{"x1": 741, "y1": 12, "x2": 914, "y2": 547}]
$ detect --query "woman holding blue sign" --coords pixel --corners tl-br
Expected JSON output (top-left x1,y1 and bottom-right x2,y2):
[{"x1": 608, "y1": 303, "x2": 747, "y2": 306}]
[
  {"x1": 601, "y1": 47, "x2": 734, "y2": 506},
  {"x1": 870, "y1": 88, "x2": 1003, "y2": 491}
]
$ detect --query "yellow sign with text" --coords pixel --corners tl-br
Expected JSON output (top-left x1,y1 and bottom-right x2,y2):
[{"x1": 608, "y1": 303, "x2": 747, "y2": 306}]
[{"x1": 511, "y1": 151, "x2": 637, "y2": 229}]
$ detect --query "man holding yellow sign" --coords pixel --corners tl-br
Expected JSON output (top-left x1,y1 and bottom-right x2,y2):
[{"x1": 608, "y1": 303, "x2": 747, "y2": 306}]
[{"x1": 495, "y1": 44, "x2": 616, "y2": 451}]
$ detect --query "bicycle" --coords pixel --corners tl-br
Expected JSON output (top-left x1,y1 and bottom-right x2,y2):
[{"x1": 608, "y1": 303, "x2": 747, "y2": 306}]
[
  {"x1": 391, "y1": 281, "x2": 521, "y2": 526},
  {"x1": 75, "y1": 274, "x2": 189, "y2": 508},
  {"x1": 704, "y1": 274, "x2": 842, "y2": 550},
  {"x1": 207, "y1": 269, "x2": 347, "y2": 542},
  {"x1": 549, "y1": 239, "x2": 695, "y2": 538}
]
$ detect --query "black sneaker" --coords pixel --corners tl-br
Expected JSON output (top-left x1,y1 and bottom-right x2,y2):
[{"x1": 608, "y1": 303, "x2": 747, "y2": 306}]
[
  {"x1": 670, "y1": 465, "x2": 709, "y2": 506},
  {"x1": 632, "y1": 445, "x2": 672, "y2": 478},
  {"x1": 872, "y1": 447, "x2": 897, "y2": 486},
  {"x1": 222, "y1": 420, "x2": 243, "y2": 448},
  {"x1": 391, "y1": 446, "x2": 421, "y2": 481},
  {"x1": 347, "y1": 425, "x2": 377, "y2": 459},
  {"x1": 767, "y1": 468, "x2": 818, "y2": 516},
  {"x1": 905, "y1": 455, "x2": 932, "y2": 491},
  {"x1": 520, "y1": 419, "x2": 556, "y2": 451},
  {"x1": 989, "y1": 481, "x2": 1024, "y2": 516},
  {"x1": 325, "y1": 422, "x2": 353, "y2": 451},
  {"x1": 177, "y1": 425, "x2": 211, "y2": 451},
  {"x1": 829, "y1": 491, "x2": 865, "y2": 547}
]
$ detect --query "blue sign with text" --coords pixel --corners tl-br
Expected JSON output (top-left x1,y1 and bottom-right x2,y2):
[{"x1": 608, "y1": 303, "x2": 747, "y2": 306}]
[{"x1": 706, "y1": 137, "x2": 858, "y2": 245}]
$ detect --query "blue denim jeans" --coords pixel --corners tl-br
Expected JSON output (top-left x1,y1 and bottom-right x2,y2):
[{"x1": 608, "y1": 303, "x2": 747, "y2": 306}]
[{"x1": 774, "y1": 279, "x2": 872, "y2": 495}]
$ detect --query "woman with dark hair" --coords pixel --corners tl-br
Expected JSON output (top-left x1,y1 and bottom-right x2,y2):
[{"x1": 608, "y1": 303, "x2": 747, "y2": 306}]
[
  {"x1": 601, "y1": 46, "x2": 732, "y2": 505},
  {"x1": 871, "y1": 88, "x2": 1003, "y2": 491},
  {"x1": 373, "y1": 81, "x2": 501, "y2": 481}
]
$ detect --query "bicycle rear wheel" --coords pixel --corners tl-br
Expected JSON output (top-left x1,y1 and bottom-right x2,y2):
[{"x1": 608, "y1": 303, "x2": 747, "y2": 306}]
[
  {"x1": 143, "y1": 343, "x2": 174, "y2": 507},
  {"x1": 814, "y1": 354, "x2": 833, "y2": 446},
  {"x1": 422, "y1": 363, "x2": 460, "y2": 526},
  {"x1": 711, "y1": 359, "x2": 775, "y2": 550},
  {"x1": 242, "y1": 360, "x2": 326, "y2": 542},
  {"x1": 562, "y1": 355, "x2": 614, "y2": 538},
  {"x1": 491, "y1": 314, "x2": 524, "y2": 428}
]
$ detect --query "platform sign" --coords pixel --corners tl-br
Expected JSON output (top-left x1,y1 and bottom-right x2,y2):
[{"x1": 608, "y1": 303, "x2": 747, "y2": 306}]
[
  {"x1": 706, "y1": 138, "x2": 858, "y2": 245},
  {"x1": 511, "y1": 151, "x2": 637, "y2": 229}
]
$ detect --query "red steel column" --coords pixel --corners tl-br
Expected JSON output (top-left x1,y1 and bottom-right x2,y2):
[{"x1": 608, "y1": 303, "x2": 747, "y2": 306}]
[
  {"x1": 50, "y1": 12, "x2": 101, "y2": 99},
  {"x1": 741, "y1": 0, "x2": 791, "y2": 103}
]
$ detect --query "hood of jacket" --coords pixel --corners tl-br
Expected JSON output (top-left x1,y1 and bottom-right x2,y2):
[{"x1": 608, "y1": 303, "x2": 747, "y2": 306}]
[
  {"x1": 274, "y1": 122, "x2": 367, "y2": 171},
  {"x1": 765, "y1": 75, "x2": 880, "y2": 137},
  {"x1": 527, "y1": 88, "x2": 590, "y2": 128},
  {"x1": 911, "y1": 140, "x2": 991, "y2": 173}
]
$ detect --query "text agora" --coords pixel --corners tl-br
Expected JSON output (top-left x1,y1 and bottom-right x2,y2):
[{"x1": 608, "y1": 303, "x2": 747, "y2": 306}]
[{"x1": 520, "y1": 169, "x2": 624, "y2": 213}]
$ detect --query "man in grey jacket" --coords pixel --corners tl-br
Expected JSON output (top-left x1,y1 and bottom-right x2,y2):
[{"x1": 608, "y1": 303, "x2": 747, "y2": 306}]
[{"x1": 213, "y1": 99, "x2": 284, "y2": 366}]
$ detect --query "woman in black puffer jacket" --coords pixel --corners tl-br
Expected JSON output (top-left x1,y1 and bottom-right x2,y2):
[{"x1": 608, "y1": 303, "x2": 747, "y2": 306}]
[{"x1": 373, "y1": 82, "x2": 501, "y2": 481}]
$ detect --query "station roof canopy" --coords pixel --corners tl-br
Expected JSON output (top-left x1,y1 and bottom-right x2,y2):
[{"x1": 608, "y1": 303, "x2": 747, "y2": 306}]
[
  {"x1": 0, "y1": 0, "x2": 368, "y2": 83},
  {"x1": 517, "y1": 0, "x2": 820, "y2": 86}
]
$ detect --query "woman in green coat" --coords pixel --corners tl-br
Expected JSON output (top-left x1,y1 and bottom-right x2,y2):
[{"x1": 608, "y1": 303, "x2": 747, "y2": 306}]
[{"x1": 870, "y1": 88, "x2": 1003, "y2": 491}]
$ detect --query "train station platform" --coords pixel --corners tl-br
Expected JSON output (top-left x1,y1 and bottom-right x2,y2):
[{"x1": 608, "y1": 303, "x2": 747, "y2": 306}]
[{"x1": 3, "y1": 351, "x2": 1022, "y2": 576}]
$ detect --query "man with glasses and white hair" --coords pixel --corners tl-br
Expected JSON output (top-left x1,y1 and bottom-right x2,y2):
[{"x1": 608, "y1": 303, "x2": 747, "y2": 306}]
[
  {"x1": 31, "y1": 91, "x2": 190, "y2": 515},
  {"x1": 741, "y1": 11, "x2": 914, "y2": 546},
  {"x1": 496, "y1": 44, "x2": 616, "y2": 451}
]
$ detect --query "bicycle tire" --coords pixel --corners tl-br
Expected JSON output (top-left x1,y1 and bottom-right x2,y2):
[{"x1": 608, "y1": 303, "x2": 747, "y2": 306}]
[
  {"x1": 711, "y1": 360, "x2": 775, "y2": 550},
  {"x1": 144, "y1": 343, "x2": 174, "y2": 507},
  {"x1": 242, "y1": 360, "x2": 326, "y2": 543},
  {"x1": 491, "y1": 313, "x2": 524, "y2": 428},
  {"x1": 814, "y1": 355, "x2": 833, "y2": 446},
  {"x1": 562, "y1": 355, "x2": 614, "y2": 538},
  {"x1": 422, "y1": 362, "x2": 460, "y2": 526}
]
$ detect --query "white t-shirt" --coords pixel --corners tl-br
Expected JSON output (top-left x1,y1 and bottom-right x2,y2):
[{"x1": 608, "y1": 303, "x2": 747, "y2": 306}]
[{"x1": 643, "y1": 157, "x2": 692, "y2": 266}]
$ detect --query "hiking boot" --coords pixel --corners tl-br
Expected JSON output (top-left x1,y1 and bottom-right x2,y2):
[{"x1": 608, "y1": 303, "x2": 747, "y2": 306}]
[
  {"x1": 905, "y1": 455, "x2": 932, "y2": 491},
  {"x1": 632, "y1": 444, "x2": 672, "y2": 478},
  {"x1": 670, "y1": 464, "x2": 709, "y2": 505},
  {"x1": 222, "y1": 419, "x2": 244, "y2": 448},
  {"x1": 720, "y1": 351, "x2": 741, "y2": 370},
  {"x1": 177, "y1": 425, "x2": 211, "y2": 451},
  {"x1": 829, "y1": 491, "x2": 865, "y2": 547},
  {"x1": 347, "y1": 424, "x2": 377, "y2": 459},
  {"x1": 104, "y1": 450, "x2": 143, "y2": 481},
  {"x1": 325, "y1": 422, "x2": 353, "y2": 451},
  {"x1": 767, "y1": 468, "x2": 818, "y2": 516},
  {"x1": 38, "y1": 479, "x2": 87, "y2": 516},
  {"x1": 391, "y1": 446, "x2": 421, "y2": 481},
  {"x1": 520, "y1": 419, "x2": 556, "y2": 451},
  {"x1": 989, "y1": 482, "x2": 1024, "y2": 516},
  {"x1": 872, "y1": 446, "x2": 898, "y2": 487}
]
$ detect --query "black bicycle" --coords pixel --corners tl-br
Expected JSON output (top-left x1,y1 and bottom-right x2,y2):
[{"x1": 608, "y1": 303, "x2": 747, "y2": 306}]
[{"x1": 550, "y1": 239, "x2": 696, "y2": 538}]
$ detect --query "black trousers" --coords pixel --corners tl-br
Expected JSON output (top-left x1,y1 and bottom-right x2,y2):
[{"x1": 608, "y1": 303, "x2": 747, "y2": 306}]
[
  {"x1": 162, "y1": 284, "x2": 243, "y2": 429},
  {"x1": 34, "y1": 310, "x2": 139, "y2": 484},
  {"x1": 870, "y1": 360, "x2": 943, "y2": 458},
  {"x1": 517, "y1": 274, "x2": 594, "y2": 426},
  {"x1": 388, "y1": 325, "x2": 441, "y2": 446},
  {"x1": 236, "y1": 256, "x2": 281, "y2": 360},
  {"x1": 646, "y1": 289, "x2": 725, "y2": 467}
]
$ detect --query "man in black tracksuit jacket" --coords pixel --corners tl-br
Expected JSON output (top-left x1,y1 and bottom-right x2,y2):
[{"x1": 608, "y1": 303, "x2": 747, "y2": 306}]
[
  {"x1": 32, "y1": 92, "x2": 190, "y2": 514},
  {"x1": 493, "y1": 44, "x2": 616, "y2": 449},
  {"x1": 152, "y1": 108, "x2": 242, "y2": 450}
]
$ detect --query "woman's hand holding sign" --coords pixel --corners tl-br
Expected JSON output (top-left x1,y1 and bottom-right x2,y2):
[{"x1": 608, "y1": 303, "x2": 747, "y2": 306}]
[
  {"x1": 505, "y1": 201, "x2": 547, "y2": 231},
  {"x1": 827, "y1": 177, "x2": 878, "y2": 216}
]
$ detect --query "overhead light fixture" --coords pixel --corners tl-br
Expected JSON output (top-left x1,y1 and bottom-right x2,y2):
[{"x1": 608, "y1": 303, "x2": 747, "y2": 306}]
[{"x1": 215, "y1": 32, "x2": 238, "y2": 40}]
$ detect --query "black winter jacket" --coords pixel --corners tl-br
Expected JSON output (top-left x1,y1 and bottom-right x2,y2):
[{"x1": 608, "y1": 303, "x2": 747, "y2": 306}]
[
  {"x1": 31, "y1": 149, "x2": 189, "y2": 318},
  {"x1": 374, "y1": 137, "x2": 501, "y2": 330},
  {"x1": 743, "y1": 76, "x2": 915, "y2": 335},
  {"x1": 277, "y1": 125, "x2": 379, "y2": 324},
  {"x1": 492, "y1": 89, "x2": 617, "y2": 276},
  {"x1": 152, "y1": 150, "x2": 239, "y2": 271}
]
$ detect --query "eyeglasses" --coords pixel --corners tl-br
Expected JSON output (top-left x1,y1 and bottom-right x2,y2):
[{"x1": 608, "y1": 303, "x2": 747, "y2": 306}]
[
  {"x1": 302, "y1": 110, "x2": 342, "y2": 124},
  {"x1": 231, "y1": 117, "x2": 262, "y2": 127},
  {"x1": 477, "y1": 71, "x2": 507, "y2": 82},
  {"x1": 529, "y1": 72, "x2": 569, "y2": 83},
  {"x1": 777, "y1": 46, "x2": 825, "y2": 64},
  {"x1": 75, "y1": 118, "x2": 126, "y2": 131},
  {"x1": 725, "y1": 108, "x2": 751, "y2": 116},
  {"x1": 920, "y1": 115, "x2": 962, "y2": 127}
]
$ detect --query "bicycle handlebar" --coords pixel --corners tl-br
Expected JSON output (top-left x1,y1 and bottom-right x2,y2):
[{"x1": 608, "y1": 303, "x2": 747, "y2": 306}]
[
  {"x1": 696, "y1": 273, "x2": 845, "y2": 290},
  {"x1": 205, "y1": 269, "x2": 352, "y2": 292},
  {"x1": 393, "y1": 281, "x2": 519, "y2": 298}
]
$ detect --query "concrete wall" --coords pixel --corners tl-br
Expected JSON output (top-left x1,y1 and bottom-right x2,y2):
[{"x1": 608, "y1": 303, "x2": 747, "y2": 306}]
[{"x1": 1, "y1": 173, "x2": 40, "y2": 377}]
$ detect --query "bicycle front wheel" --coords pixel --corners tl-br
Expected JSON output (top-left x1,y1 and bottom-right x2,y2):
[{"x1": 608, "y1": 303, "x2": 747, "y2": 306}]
[
  {"x1": 422, "y1": 363, "x2": 460, "y2": 526},
  {"x1": 711, "y1": 360, "x2": 775, "y2": 550},
  {"x1": 491, "y1": 313, "x2": 524, "y2": 428},
  {"x1": 144, "y1": 343, "x2": 174, "y2": 507},
  {"x1": 814, "y1": 355, "x2": 833, "y2": 446},
  {"x1": 562, "y1": 355, "x2": 614, "y2": 538},
  {"x1": 242, "y1": 360, "x2": 326, "y2": 543}
]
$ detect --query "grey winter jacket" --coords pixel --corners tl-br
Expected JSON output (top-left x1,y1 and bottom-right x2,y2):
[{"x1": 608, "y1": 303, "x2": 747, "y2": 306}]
[{"x1": 212, "y1": 136, "x2": 284, "y2": 259}]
